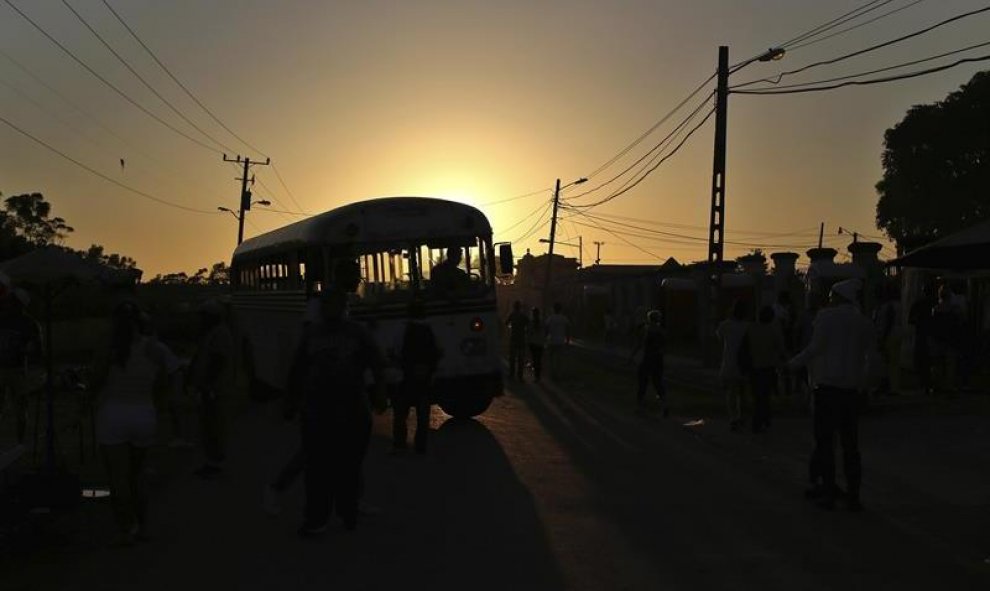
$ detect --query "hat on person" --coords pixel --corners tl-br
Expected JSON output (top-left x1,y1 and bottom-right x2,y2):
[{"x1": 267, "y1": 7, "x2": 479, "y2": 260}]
[
  {"x1": 13, "y1": 288, "x2": 30, "y2": 307},
  {"x1": 830, "y1": 278, "x2": 862, "y2": 303}
]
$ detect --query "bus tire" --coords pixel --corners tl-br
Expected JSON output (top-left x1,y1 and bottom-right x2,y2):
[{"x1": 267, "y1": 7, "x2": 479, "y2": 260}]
[{"x1": 439, "y1": 394, "x2": 492, "y2": 419}]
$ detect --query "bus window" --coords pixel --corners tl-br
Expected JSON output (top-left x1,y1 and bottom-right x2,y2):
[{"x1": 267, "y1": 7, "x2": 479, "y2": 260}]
[
  {"x1": 421, "y1": 236, "x2": 494, "y2": 297},
  {"x1": 355, "y1": 247, "x2": 415, "y2": 302}
]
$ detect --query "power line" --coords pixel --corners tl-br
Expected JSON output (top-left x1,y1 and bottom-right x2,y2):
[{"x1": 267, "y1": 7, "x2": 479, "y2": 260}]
[
  {"x1": 777, "y1": 0, "x2": 895, "y2": 49},
  {"x1": 480, "y1": 186, "x2": 554, "y2": 207},
  {"x1": 511, "y1": 201, "x2": 554, "y2": 244},
  {"x1": 568, "y1": 210, "x2": 661, "y2": 260},
  {"x1": 565, "y1": 93, "x2": 714, "y2": 202},
  {"x1": 496, "y1": 199, "x2": 552, "y2": 236},
  {"x1": 584, "y1": 211, "x2": 820, "y2": 238},
  {"x1": 271, "y1": 163, "x2": 309, "y2": 214},
  {"x1": 2, "y1": 0, "x2": 222, "y2": 154},
  {"x1": 583, "y1": 72, "x2": 717, "y2": 180},
  {"x1": 734, "y1": 5, "x2": 990, "y2": 89},
  {"x1": 0, "y1": 113, "x2": 215, "y2": 214},
  {"x1": 733, "y1": 53, "x2": 990, "y2": 95},
  {"x1": 59, "y1": 0, "x2": 236, "y2": 154},
  {"x1": 100, "y1": 0, "x2": 269, "y2": 160},
  {"x1": 788, "y1": 0, "x2": 929, "y2": 52},
  {"x1": 735, "y1": 40, "x2": 990, "y2": 92},
  {"x1": 567, "y1": 107, "x2": 716, "y2": 209}
]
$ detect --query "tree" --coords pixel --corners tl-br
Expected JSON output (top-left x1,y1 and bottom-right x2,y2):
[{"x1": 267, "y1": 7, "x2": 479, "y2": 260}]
[
  {"x1": 2, "y1": 192, "x2": 74, "y2": 246},
  {"x1": 207, "y1": 262, "x2": 230, "y2": 285},
  {"x1": 876, "y1": 71, "x2": 990, "y2": 251},
  {"x1": 82, "y1": 244, "x2": 138, "y2": 270}
]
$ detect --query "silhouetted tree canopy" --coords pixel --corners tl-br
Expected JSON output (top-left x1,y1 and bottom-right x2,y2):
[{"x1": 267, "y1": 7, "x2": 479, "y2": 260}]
[{"x1": 876, "y1": 70, "x2": 990, "y2": 251}]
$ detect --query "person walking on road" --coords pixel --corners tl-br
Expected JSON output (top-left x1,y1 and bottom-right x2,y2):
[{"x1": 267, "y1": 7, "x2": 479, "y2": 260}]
[
  {"x1": 717, "y1": 300, "x2": 750, "y2": 431},
  {"x1": 630, "y1": 310, "x2": 668, "y2": 417},
  {"x1": 872, "y1": 283, "x2": 902, "y2": 397},
  {"x1": 746, "y1": 305, "x2": 787, "y2": 433},
  {"x1": 908, "y1": 285, "x2": 935, "y2": 396},
  {"x1": 393, "y1": 299, "x2": 440, "y2": 455},
  {"x1": 505, "y1": 300, "x2": 529, "y2": 381},
  {"x1": 92, "y1": 301, "x2": 177, "y2": 545},
  {"x1": 545, "y1": 303, "x2": 570, "y2": 381},
  {"x1": 789, "y1": 279, "x2": 875, "y2": 512},
  {"x1": 188, "y1": 300, "x2": 234, "y2": 479},
  {"x1": 286, "y1": 289, "x2": 387, "y2": 537},
  {"x1": 527, "y1": 307, "x2": 546, "y2": 383}
]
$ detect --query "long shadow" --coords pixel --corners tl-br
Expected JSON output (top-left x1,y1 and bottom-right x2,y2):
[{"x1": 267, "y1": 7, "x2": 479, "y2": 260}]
[
  {"x1": 512, "y1": 374, "x2": 990, "y2": 590},
  {"x1": 355, "y1": 416, "x2": 567, "y2": 591}
]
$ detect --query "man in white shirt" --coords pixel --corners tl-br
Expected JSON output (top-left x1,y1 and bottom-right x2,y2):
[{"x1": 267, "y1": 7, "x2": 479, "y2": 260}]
[
  {"x1": 544, "y1": 303, "x2": 570, "y2": 381},
  {"x1": 789, "y1": 279, "x2": 876, "y2": 512}
]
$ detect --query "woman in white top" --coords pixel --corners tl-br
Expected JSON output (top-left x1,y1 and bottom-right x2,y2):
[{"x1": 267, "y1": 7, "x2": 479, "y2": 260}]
[
  {"x1": 93, "y1": 301, "x2": 174, "y2": 545},
  {"x1": 716, "y1": 299, "x2": 751, "y2": 431}
]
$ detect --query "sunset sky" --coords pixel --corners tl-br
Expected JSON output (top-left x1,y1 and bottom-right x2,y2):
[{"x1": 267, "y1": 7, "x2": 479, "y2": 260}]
[{"x1": 1, "y1": 0, "x2": 987, "y2": 276}]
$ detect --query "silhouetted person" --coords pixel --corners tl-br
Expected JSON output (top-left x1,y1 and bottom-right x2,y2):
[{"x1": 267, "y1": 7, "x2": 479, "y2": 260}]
[
  {"x1": 189, "y1": 300, "x2": 233, "y2": 479},
  {"x1": 872, "y1": 283, "x2": 902, "y2": 397},
  {"x1": 0, "y1": 287, "x2": 41, "y2": 444},
  {"x1": 908, "y1": 285, "x2": 935, "y2": 395},
  {"x1": 138, "y1": 311, "x2": 187, "y2": 448},
  {"x1": 266, "y1": 258, "x2": 364, "y2": 515},
  {"x1": 789, "y1": 279, "x2": 875, "y2": 512},
  {"x1": 287, "y1": 289, "x2": 386, "y2": 537},
  {"x1": 717, "y1": 299, "x2": 750, "y2": 431},
  {"x1": 630, "y1": 310, "x2": 668, "y2": 416},
  {"x1": 527, "y1": 307, "x2": 546, "y2": 382},
  {"x1": 92, "y1": 301, "x2": 176, "y2": 545},
  {"x1": 774, "y1": 291, "x2": 795, "y2": 399},
  {"x1": 393, "y1": 299, "x2": 440, "y2": 454},
  {"x1": 545, "y1": 303, "x2": 570, "y2": 381},
  {"x1": 430, "y1": 247, "x2": 469, "y2": 293},
  {"x1": 747, "y1": 305, "x2": 787, "y2": 433},
  {"x1": 505, "y1": 300, "x2": 529, "y2": 381}
]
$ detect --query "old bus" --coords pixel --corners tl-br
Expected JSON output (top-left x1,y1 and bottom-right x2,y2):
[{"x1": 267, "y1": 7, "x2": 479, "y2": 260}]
[{"x1": 229, "y1": 197, "x2": 504, "y2": 417}]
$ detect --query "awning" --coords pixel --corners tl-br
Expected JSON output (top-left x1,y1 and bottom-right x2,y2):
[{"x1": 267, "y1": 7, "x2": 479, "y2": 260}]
[{"x1": 888, "y1": 219, "x2": 990, "y2": 270}]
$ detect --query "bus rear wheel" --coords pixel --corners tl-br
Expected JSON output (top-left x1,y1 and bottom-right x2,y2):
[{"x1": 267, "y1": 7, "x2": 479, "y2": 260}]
[{"x1": 439, "y1": 394, "x2": 492, "y2": 419}]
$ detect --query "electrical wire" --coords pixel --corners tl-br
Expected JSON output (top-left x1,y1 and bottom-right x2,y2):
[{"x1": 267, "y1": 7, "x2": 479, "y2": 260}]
[
  {"x1": 583, "y1": 72, "x2": 717, "y2": 180},
  {"x1": 777, "y1": 0, "x2": 895, "y2": 49},
  {"x1": 0, "y1": 113, "x2": 215, "y2": 214},
  {"x1": 568, "y1": 210, "x2": 661, "y2": 260},
  {"x1": 736, "y1": 40, "x2": 990, "y2": 92},
  {"x1": 480, "y1": 186, "x2": 554, "y2": 207},
  {"x1": 567, "y1": 107, "x2": 716, "y2": 209},
  {"x1": 511, "y1": 201, "x2": 555, "y2": 244},
  {"x1": 2, "y1": 0, "x2": 222, "y2": 154},
  {"x1": 100, "y1": 0, "x2": 269, "y2": 160},
  {"x1": 733, "y1": 53, "x2": 990, "y2": 95},
  {"x1": 789, "y1": 0, "x2": 928, "y2": 52},
  {"x1": 565, "y1": 93, "x2": 713, "y2": 203},
  {"x1": 584, "y1": 211, "x2": 821, "y2": 238},
  {"x1": 733, "y1": 5, "x2": 990, "y2": 89},
  {"x1": 60, "y1": 0, "x2": 236, "y2": 154},
  {"x1": 271, "y1": 164, "x2": 309, "y2": 214}
]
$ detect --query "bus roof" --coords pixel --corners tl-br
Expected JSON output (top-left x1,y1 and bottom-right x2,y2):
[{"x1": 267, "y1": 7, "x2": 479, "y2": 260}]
[{"x1": 233, "y1": 197, "x2": 492, "y2": 259}]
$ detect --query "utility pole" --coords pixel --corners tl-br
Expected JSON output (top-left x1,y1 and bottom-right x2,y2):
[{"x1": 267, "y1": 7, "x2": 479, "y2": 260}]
[
  {"x1": 223, "y1": 154, "x2": 270, "y2": 244},
  {"x1": 818, "y1": 222, "x2": 825, "y2": 249},
  {"x1": 543, "y1": 178, "x2": 562, "y2": 307},
  {"x1": 705, "y1": 46, "x2": 730, "y2": 366},
  {"x1": 578, "y1": 235, "x2": 583, "y2": 268},
  {"x1": 593, "y1": 241, "x2": 604, "y2": 265}
]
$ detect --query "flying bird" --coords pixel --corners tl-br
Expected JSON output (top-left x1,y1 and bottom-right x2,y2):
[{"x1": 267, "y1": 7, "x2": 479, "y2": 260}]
[{"x1": 119, "y1": 158, "x2": 125, "y2": 171}]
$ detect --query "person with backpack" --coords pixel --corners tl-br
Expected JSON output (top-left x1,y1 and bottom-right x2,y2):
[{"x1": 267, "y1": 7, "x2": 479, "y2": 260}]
[
  {"x1": 746, "y1": 305, "x2": 788, "y2": 433},
  {"x1": 505, "y1": 300, "x2": 529, "y2": 381},
  {"x1": 630, "y1": 310, "x2": 668, "y2": 416},
  {"x1": 393, "y1": 299, "x2": 440, "y2": 455}
]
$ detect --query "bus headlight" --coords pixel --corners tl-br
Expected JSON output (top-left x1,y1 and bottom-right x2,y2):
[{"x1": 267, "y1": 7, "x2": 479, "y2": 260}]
[
  {"x1": 460, "y1": 337, "x2": 487, "y2": 356},
  {"x1": 469, "y1": 317, "x2": 484, "y2": 332}
]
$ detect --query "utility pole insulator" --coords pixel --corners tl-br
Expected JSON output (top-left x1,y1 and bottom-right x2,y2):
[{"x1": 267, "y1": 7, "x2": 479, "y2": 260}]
[{"x1": 223, "y1": 154, "x2": 271, "y2": 245}]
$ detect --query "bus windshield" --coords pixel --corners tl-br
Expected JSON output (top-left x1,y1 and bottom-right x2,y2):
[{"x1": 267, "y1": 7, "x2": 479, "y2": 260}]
[{"x1": 354, "y1": 235, "x2": 494, "y2": 303}]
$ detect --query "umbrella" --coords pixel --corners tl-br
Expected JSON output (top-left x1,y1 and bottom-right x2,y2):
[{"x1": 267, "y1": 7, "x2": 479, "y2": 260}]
[
  {"x1": 0, "y1": 247, "x2": 135, "y2": 473},
  {"x1": 888, "y1": 219, "x2": 990, "y2": 270}
]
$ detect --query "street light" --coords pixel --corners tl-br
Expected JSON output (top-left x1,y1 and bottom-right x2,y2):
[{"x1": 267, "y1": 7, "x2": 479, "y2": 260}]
[
  {"x1": 544, "y1": 176, "x2": 588, "y2": 306},
  {"x1": 217, "y1": 199, "x2": 271, "y2": 244}
]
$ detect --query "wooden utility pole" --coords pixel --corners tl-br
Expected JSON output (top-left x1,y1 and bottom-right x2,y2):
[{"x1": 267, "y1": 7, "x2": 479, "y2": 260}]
[
  {"x1": 223, "y1": 154, "x2": 270, "y2": 244},
  {"x1": 593, "y1": 241, "x2": 604, "y2": 265},
  {"x1": 704, "y1": 46, "x2": 730, "y2": 366},
  {"x1": 543, "y1": 178, "x2": 562, "y2": 306}
]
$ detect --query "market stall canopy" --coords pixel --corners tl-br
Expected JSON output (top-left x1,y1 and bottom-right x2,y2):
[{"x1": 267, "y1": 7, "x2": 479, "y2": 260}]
[{"x1": 888, "y1": 219, "x2": 990, "y2": 270}]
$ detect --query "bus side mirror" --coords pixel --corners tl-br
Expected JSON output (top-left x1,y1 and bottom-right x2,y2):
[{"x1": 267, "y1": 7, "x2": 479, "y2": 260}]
[{"x1": 498, "y1": 244, "x2": 514, "y2": 275}]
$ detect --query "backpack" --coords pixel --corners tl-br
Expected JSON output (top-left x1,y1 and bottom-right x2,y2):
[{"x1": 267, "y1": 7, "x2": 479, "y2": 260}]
[
  {"x1": 737, "y1": 329, "x2": 754, "y2": 376},
  {"x1": 401, "y1": 321, "x2": 440, "y2": 381}
]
